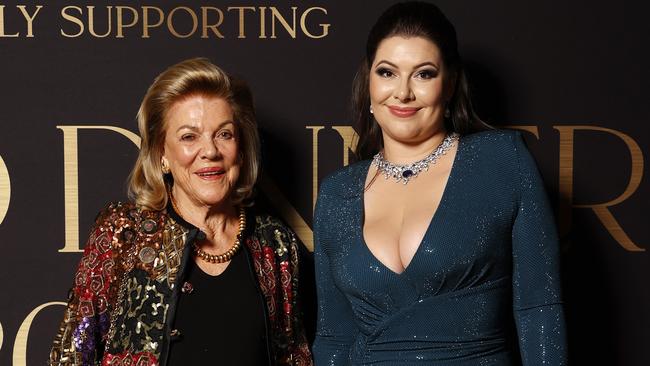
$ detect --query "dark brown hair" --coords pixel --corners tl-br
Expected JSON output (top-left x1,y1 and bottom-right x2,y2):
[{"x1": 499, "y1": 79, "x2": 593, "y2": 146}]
[{"x1": 353, "y1": 1, "x2": 489, "y2": 160}]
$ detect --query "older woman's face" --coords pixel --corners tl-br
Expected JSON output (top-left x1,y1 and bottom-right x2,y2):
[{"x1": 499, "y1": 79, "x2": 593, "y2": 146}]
[
  {"x1": 369, "y1": 36, "x2": 449, "y2": 145},
  {"x1": 162, "y1": 95, "x2": 240, "y2": 209}
]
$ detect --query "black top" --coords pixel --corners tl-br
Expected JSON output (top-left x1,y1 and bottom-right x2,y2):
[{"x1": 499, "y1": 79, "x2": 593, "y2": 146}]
[{"x1": 167, "y1": 248, "x2": 269, "y2": 366}]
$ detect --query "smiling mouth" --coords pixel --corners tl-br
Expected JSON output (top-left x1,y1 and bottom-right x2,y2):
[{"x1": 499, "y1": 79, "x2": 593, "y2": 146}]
[
  {"x1": 196, "y1": 169, "x2": 225, "y2": 180},
  {"x1": 387, "y1": 105, "x2": 420, "y2": 118}
]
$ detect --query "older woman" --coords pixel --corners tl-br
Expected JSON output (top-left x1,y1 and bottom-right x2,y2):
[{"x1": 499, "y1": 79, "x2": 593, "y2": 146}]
[
  {"x1": 313, "y1": 2, "x2": 567, "y2": 365},
  {"x1": 49, "y1": 58, "x2": 312, "y2": 366}
]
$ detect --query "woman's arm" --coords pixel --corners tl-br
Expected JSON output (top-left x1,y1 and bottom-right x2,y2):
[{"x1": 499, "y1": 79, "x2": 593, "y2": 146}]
[
  {"x1": 511, "y1": 133, "x2": 568, "y2": 365},
  {"x1": 312, "y1": 185, "x2": 359, "y2": 366},
  {"x1": 49, "y1": 207, "x2": 118, "y2": 366}
]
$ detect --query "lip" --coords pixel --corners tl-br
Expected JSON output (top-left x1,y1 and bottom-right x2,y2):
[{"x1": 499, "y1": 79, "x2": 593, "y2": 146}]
[
  {"x1": 195, "y1": 166, "x2": 225, "y2": 180},
  {"x1": 387, "y1": 105, "x2": 420, "y2": 118}
]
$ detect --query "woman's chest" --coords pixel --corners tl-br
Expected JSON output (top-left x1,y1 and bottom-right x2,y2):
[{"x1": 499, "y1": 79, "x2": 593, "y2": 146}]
[{"x1": 328, "y1": 176, "x2": 518, "y2": 302}]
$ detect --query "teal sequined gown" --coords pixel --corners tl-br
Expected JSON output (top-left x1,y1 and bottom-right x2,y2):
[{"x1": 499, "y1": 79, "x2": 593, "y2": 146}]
[{"x1": 312, "y1": 130, "x2": 567, "y2": 365}]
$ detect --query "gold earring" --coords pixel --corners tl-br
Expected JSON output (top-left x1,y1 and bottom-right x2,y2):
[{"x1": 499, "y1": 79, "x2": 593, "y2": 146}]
[{"x1": 161, "y1": 159, "x2": 170, "y2": 174}]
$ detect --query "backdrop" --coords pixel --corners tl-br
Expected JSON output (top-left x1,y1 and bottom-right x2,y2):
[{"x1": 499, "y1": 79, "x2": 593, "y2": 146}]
[{"x1": 0, "y1": 1, "x2": 647, "y2": 365}]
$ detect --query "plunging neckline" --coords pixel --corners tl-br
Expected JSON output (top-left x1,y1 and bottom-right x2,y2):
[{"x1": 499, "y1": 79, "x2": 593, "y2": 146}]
[{"x1": 360, "y1": 136, "x2": 463, "y2": 276}]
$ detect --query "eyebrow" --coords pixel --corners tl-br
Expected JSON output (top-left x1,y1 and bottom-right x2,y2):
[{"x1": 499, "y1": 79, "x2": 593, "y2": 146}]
[
  {"x1": 175, "y1": 121, "x2": 235, "y2": 133},
  {"x1": 375, "y1": 60, "x2": 439, "y2": 70}
]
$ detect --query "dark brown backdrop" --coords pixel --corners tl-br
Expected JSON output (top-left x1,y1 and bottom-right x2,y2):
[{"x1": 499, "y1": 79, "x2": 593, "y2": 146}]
[{"x1": 0, "y1": 1, "x2": 647, "y2": 365}]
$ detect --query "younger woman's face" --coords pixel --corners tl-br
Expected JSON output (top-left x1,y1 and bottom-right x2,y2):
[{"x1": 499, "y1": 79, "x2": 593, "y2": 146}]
[{"x1": 369, "y1": 36, "x2": 450, "y2": 146}]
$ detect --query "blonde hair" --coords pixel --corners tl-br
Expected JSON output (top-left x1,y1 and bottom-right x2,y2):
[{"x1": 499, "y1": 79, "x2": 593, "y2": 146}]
[{"x1": 128, "y1": 58, "x2": 260, "y2": 211}]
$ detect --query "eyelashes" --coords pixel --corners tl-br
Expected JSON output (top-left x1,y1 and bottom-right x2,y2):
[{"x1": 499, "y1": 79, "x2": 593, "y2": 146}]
[
  {"x1": 217, "y1": 130, "x2": 234, "y2": 140},
  {"x1": 179, "y1": 129, "x2": 235, "y2": 142},
  {"x1": 374, "y1": 67, "x2": 439, "y2": 80},
  {"x1": 416, "y1": 69, "x2": 438, "y2": 79},
  {"x1": 181, "y1": 133, "x2": 196, "y2": 141},
  {"x1": 376, "y1": 67, "x2": 395, "y2": 78}
]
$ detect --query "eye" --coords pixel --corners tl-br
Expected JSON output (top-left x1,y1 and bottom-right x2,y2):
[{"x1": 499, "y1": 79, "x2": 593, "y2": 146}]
[
  {"x1": 180, "y1": 133, "x2": 196, "y2": 141},
  {"x1": 415, "y1": 69, "x2": 438, "y2": 80},
  {"x1": 375, "y1": 67, "x2": 395, "y2": 78},
  {"x1": 217, "y1": 130, "x2": 234, "y2": 140}
]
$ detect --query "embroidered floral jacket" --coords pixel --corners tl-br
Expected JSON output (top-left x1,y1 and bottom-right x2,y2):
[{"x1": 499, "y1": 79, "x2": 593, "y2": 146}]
[{"x1": 49, "y1": 202, "x2": 312, "y2": 366}]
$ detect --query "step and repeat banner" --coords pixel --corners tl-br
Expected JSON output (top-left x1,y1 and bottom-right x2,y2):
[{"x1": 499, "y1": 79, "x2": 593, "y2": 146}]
[{"x1": 0, "y1": 1, "x2": 647, "y2": 365}]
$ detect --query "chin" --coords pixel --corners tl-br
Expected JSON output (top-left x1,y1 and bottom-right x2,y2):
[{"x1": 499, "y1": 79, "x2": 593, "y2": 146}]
[
  {"x1": 200, "y1": 197, "x2": 232, "y2": 209},
  {"x1": 386, "y1": 129, "x2": 426, "y2": 144},
  {"x1": 190, "y1": 188, "x2": 231, "y2": 207}
]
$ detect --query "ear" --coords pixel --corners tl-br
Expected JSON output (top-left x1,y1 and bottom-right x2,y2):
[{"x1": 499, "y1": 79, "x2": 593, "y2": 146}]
[{"x1": 160, "y1": 144, "x2": 167, "y2": 164}]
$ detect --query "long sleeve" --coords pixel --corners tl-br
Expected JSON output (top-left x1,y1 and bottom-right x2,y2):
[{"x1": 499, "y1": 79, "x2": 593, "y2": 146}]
[
  {"x1": 251, "y1": 215, "x2": 314, "y2": 365},
  {"x1": 511, "y1": 133, "x2": 568, "y2": 365},
  {"x1": 312, "y1": 185, "x2": 359, "y2": 366},
  {"x1": 284, "y1": 228, "x2": 314, "y2": 365},
  {"x1": 49, "y1": 211, "x2": 117, "y2": 366}
]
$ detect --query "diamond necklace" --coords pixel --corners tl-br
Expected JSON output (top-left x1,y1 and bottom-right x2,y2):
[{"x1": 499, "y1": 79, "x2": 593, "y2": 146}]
[{"x1": 372, "y1": 133, "x2": 459, "y2": 185}]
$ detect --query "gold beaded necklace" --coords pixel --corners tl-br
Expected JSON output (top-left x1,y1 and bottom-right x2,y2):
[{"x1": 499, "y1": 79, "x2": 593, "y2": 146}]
[{"x1": 169, "y1": 191, "x2": 246, "y2": 264}]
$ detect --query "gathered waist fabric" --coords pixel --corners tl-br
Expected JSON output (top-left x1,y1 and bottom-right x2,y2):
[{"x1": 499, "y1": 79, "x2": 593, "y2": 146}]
[{"x1": 349, "y1": 278, "x2": 516, "y2": 365}]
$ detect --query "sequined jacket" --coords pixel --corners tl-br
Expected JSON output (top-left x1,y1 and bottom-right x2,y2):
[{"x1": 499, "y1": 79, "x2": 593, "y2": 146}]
[{"x1": 49, "y1": 202, "x2": 312, "y2": 366}]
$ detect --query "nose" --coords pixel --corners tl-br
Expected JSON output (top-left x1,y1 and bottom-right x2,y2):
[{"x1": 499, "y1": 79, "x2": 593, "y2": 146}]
[
  {"x1": 200, "y1": 136, "x2": 221, "y2": 160},
  {"x1": 394, "y1": 78, "x2": 414, "y2": 102}
]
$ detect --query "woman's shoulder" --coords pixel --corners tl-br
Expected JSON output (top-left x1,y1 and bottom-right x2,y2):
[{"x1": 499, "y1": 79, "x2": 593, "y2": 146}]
[
  {"x1": 460, "y1": 128, "x2": 530, "y2": 160},
  {"x1": 94, "y1": 201, "x2": 134, "y2": 226},
  {"x1": 318, "y1": 159, "x2": 370, "y2": 198},
  {"x1": 251, "y1": 210, "x2": 298, "y2": 240},
  {"x1": 250, "y1": 210, "x2": 301, "y2": 254},
  {"x1": 460, "y1": 129, "x2": 544, "y2": 187},
  {"x1": 252, "y1": 211, "x2": 292, "y2": 234},
  {"x1": 462, "y1": 128, "x2": 523, "y2": 146},
  {"x1": 93, "y1": 201, "x2": 167, "y2": 230}
]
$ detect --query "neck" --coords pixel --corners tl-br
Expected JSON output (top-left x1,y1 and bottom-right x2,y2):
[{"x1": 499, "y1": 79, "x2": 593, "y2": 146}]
[
  {"x1": 170, "y1": 186, "x2": 237, "y2": 239},
  {"x1": 381, "y1": 129, "x2": 447, "y2": 164}
]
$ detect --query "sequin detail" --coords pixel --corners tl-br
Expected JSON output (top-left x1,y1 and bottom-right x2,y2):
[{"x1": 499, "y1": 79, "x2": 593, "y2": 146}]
[
  {"x1": 138, "y1": 247, "x2": 156, "y2": 264},
  {"x1": 49, "y1": 202, "x2": 312, "y2": 366},
  {"x1": 312, "y1": 130, "x2": 567, "y2": 365}
]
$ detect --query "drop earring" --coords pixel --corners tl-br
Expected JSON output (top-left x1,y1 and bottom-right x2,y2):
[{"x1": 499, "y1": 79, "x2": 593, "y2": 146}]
[{"x1": 370, "y1": 105, "x2": 374, "y2": 114}]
